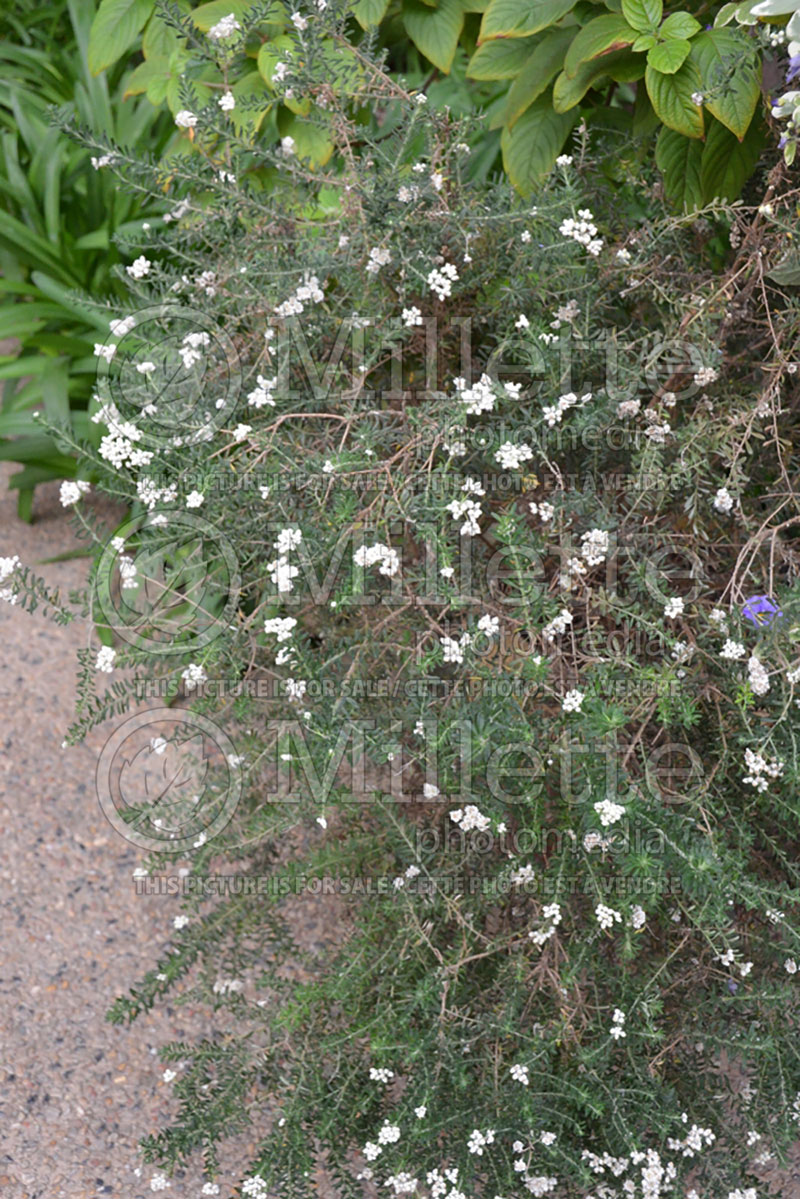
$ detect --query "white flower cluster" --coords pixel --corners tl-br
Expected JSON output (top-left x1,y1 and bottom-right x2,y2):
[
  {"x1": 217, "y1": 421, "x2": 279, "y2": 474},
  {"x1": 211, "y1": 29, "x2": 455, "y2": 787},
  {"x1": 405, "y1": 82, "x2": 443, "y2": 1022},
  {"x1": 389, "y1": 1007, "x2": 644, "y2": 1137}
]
[
  {"x1": 402, "y1": 305, "x2": 423, "y2": 327},
  {"x1": 742, "y1": 747, "x2": 783, "y2": 792},
  {"x1": 208, "y1": 13, "x2": 241, "y2": 39},
  {"x1": 447, "y1": 477, "x2": 485, "y2": 537},
  {"x1": 495, "y1": 441, "x2": 533, "y2": 470},
  {"x1": 95, "y1": 403, "x2": 154, "y2": 471},
  {"x1": 580, "y1": 528, "x2": 609, "y2": 566},
  {"x1": 529, "y1": 500, "x2": 554, "y2": 522},
  {"x1": 354, "y1": 542, "x2": 400, "y2": 577},
  {"x1": 747, "y1": 654, "x2": 770, "y2": 697},
  {"x1": 95, "y1": 646, "x2": 117, "y2": 673},
  {"x1": 241, "y1": 1177, "x2": 267, "y2": 1197},
  {"x1": 0, "y1": 554, "x2": 21, "y2": 607},
  {"x1": 542, "y1": 390, "x2": 592, "y2": 428},
  {"x1": 268, "y1": 527, "x2": 303, "y2": 593},
  {"x1": 366, "y1": 247, "x2": 392, "y2": 275},
  {"x1": 274, "y1": 274, "x2": 325, "y2": 317},
  {"x1": 467, "y1": 1127, "x2": 495, "y2": 1155},
  {"x1": 59, "y1": 480, "x2": 91, "y2": 507},
  {"x1": 562, "y1": 689, "x2": 584, "y2": 712},
  {"x1": 247, "y1": 373, "x2": 278, "y2": 409},
  {"x1": 182, "y1": 663, "x2": 207, "y2": 691},
  {"x1": 369, "y1": 1067, "x2": 394, "y2": 1083},
  {"x1": 559, "y1": 209, "x2": 603, "y2": 256},
  {"x1": 713, "y1": 487, "x2": 735, "y2": 513},
  {"x1": 594, "y1": 798, "x2": 625, "y2": 828},
  {"x1": 665, "y1": 1120, "x2": 715, "y2": 1157},
  {"x1": 449, "y1": 805, "x2": 490, "y2": 832},
  {"x1": 664, "y1": 597, "x2": 684, "y2": 619},
  {"x1": 529, "y1": 902, "x2": 562, "y2": 948},
  {"x1": 542, "y1": 608, "x2": 573, "y2": 642},
  {"x1": 510, "y1": 1063, "x2": 529, "y2": 1085},
  {"x1": 427, "y1": 262, "x2": 459, "y2": 301},
  {"x1": 455, "y1": 373, "x2": 495, "y2": 416},
  {"x1": 609, "y1": 1008, "x2": 626, "y2": 1040},
  {"x1": 596, "y1": 903, "x2": 622, "y2": 931},
  {"x1": 720, "y1": 639, "x2": 746, "y2": 661}
]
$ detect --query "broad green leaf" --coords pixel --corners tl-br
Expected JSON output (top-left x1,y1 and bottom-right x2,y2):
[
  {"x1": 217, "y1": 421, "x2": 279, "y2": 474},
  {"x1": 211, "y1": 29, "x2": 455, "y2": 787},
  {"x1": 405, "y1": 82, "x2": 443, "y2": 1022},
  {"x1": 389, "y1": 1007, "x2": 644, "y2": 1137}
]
[
  {"x1": 689, "y1": 29, "x2": 760, "y2": 140},
  {"x1": 258, "y1": 36, "x2": 299, "y2": 87},
  {"x1": 142, "y1": 4, "x2": 189, "y2": 57},
  {"x1": 633, "y1": 82, "x2": 660, "y2": 136},
  {"x1": 282, "y1": 115, "x2": 334, "y2": 166},
  {"x1": 501, "y1": 93, "x2": 576, "y2": 193},
  {"x1": 564, "y1": 14, "x2": 638, "y2": 77},
  {"x1": 87, "y1": 0, "x2": 156, "y2": 75},
  {"x1": 632, "y1": 33, "x2": 657, "y2": 49},
  {"x1": 655, "y1": 126, "x2": 703, "y2": 208},
  {"x1": 699, "y1": 113, "x2": 765, "y2": 201},
  {"x1": 660, "y1": 10, "x2": 701, "y2": 37},
  {"x1": 553, "y1": 48, "x2": 642, "y2": 111},
  {"x1": 767, "y1": 256, "x2": 800, "y2": 285},
  {"x1": 480, "y1": 0, "x2": 577, "y2": 41},
  {"x1": 749, "y1": 0, "x2": 795, "y2": 12},
  {"x1": 123, "y1": 56, "x2": 171, "y2": 103},
  {"x1": 647, "y1": 38, "x2": 690, "y2": 72},
  {"x1": 645, "y1": 59, "x2": 703, "y2": 137},
  {"x1": 190, "y1": 0, "x2": 258, "y2": 30},
  {"x1": 504, "y1": 28, "x2": 573, "y2": 127},
  {"x1": 403, "y1": 0, "x2": 465, "y2": 72},
  {"x1": 621, "y1": 0, "x2": 662, "y2": 32},
  {"x1": 229, "y1": 71, "x2": 272, "y2": 136},
  {"x1": 353, "y1": 0, "x2": 390, "y2": 25},
  {"x1": 467, "y1": 34, "x2": 539, "y2": 78}
]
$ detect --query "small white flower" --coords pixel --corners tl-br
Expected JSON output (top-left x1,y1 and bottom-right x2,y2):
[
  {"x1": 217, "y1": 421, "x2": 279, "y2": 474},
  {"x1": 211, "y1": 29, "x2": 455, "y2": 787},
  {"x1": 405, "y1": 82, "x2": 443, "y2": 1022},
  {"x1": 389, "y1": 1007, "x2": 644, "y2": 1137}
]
[
  {"x1": 186, "y1": 490, "x2": 205, "y2": 508},
  {"x1": 127, "y1": 255, "x2": 151, "y2": 279},
  {"x1": 162, "y1": 1068, "x2": 177, "y2": 1082},
  {"x1": 59, "y1": 479, "x2": 91, "y2": 507},
  {"x1": 414, "y1": 1105, "x2": 427, "y2": 1118},
  {"x1": 562, "y1": 689, "x2": 584, "y2": 713},
  {"x1": 95, "y1": 646, "x2": 117, "y2": 673},
  {"x1": 510, "y1": 1063, "x2": 529, "y2": 1085},
  {"x1": 713, "y1": 487, "x2": 735, "y2": 513},
  {"x1": 173, "y1": 915, "x2": 189, "y2": 931},
  {"x1": 664, "y1": 597, "x2": 684, "y2": 619},
  {"x1": 218, "y1": 90, "x2": 235, "y2": 111},
  {"x1": 175, "y1": 110, "x2": 197, "y2": 129},
  {"x1": 291, "y1": 11, "x2": 308, "y2": 29},
  {"x1": 208, "y1": 13, "x2": 241, "y2": 39}
]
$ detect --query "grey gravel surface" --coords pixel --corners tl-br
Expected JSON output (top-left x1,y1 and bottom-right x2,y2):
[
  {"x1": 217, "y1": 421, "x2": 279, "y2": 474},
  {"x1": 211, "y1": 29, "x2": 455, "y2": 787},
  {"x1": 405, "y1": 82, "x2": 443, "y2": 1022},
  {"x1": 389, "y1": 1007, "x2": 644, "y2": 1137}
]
[{"x1": 0, "y1": 466, "x2": 235, "y2": 1198}]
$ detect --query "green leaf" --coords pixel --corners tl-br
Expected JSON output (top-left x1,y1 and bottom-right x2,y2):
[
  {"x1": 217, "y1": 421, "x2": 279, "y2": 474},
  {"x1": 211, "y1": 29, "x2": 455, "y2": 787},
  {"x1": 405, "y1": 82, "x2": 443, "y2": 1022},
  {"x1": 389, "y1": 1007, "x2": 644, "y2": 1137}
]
[
  {"x1": 282, "y1": 114, "x2": 334, "y2": 166},
  {"x1": 621, "y1": 0, "x2": 662, "y2": 32},
  {"x1": 190, "y1": 0, "x2": 256, "y2": 31},
  {"x1": 258, "y1": 36, "x2": 296, "y2": 88},
  {"x1": 553, "y1": 48, "x2": 642, "y2": 111},
  {"x1": 660, "y1": 10, "x2": 701, "y2": 38},
  {"x1": 88, "y1": 0, "x2": 156, "y2": 75},
  {"x1": 656, "y1": 126, "x2": 703, "y2": 208},
  {"x1": 467, "y1": 34, "x2": 539, "y2": 78},
  {"x1": 480, "y1": 0, "x2": 577, "y2": 40},
  {"x1": 689, "y1": 29, "x2": 760, "y2": 140},
  {"x1": 504, "y1": 28, "x2": 574, "y2": 127},
  {"x1": 403, "y1": 0, "x2": 465, "y2": 72},
  {"x1": 353, "y1": 0, "x2": 390, "y2": 24},
  {"x1": 632, "y1": 33, "x2": 657, "y2": 49},
  {"x1": 645, "y1": 59, "x2": 703, "y2": 137},
  {"x1": 647, "y1": 38, "x2": 690, "y2": 72},
  {"x1": 501, "y1": 93, "x2": 576, "y2": 193},
  {"x1": 564, "y1": 14, "x2": 638, "y2": 77},
  {"x1": 699, "y1": 113, "x2": 765, "y2": 201},
  {"x1": 123, "y1": 56, "x2": 171, "y2": 102}
]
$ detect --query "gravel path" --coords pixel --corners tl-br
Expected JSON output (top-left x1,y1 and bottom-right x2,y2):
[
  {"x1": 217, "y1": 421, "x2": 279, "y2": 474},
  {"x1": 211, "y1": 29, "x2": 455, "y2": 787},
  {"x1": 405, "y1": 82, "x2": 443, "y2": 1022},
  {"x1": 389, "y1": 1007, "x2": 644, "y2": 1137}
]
[{"x1": 0, "y1": 465, "x2": 226, "y2": 1198}]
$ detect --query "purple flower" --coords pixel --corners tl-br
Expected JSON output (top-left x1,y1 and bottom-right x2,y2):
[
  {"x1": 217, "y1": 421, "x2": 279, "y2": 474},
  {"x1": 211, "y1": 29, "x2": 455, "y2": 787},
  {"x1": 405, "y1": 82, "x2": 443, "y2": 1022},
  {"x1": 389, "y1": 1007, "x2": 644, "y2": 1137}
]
[
  {"x1": 742, "y1": 595, "x2": 783, "y2": 627},
  {"x1": 787, "y1": 54, "x2": 800, "y2": 83},
  {"x1": 780, "y1": 134, "x2": 789, "y2": 148}
]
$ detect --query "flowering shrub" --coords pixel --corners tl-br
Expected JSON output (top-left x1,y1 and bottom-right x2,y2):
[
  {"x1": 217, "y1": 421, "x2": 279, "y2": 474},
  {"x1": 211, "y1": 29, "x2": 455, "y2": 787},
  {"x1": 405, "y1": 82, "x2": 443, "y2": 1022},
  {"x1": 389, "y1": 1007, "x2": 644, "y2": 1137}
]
[{"x1": 6, "y1": 4, "x2": 800, "y2": 1196}]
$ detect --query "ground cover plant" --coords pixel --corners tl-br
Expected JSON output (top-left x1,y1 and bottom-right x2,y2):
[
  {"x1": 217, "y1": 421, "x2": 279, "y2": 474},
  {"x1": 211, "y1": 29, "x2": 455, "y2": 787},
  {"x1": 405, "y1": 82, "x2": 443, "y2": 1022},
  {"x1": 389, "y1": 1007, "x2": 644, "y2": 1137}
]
[{"x1": 3, "y1": 2, "x2": 800, "y2": 1197}]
